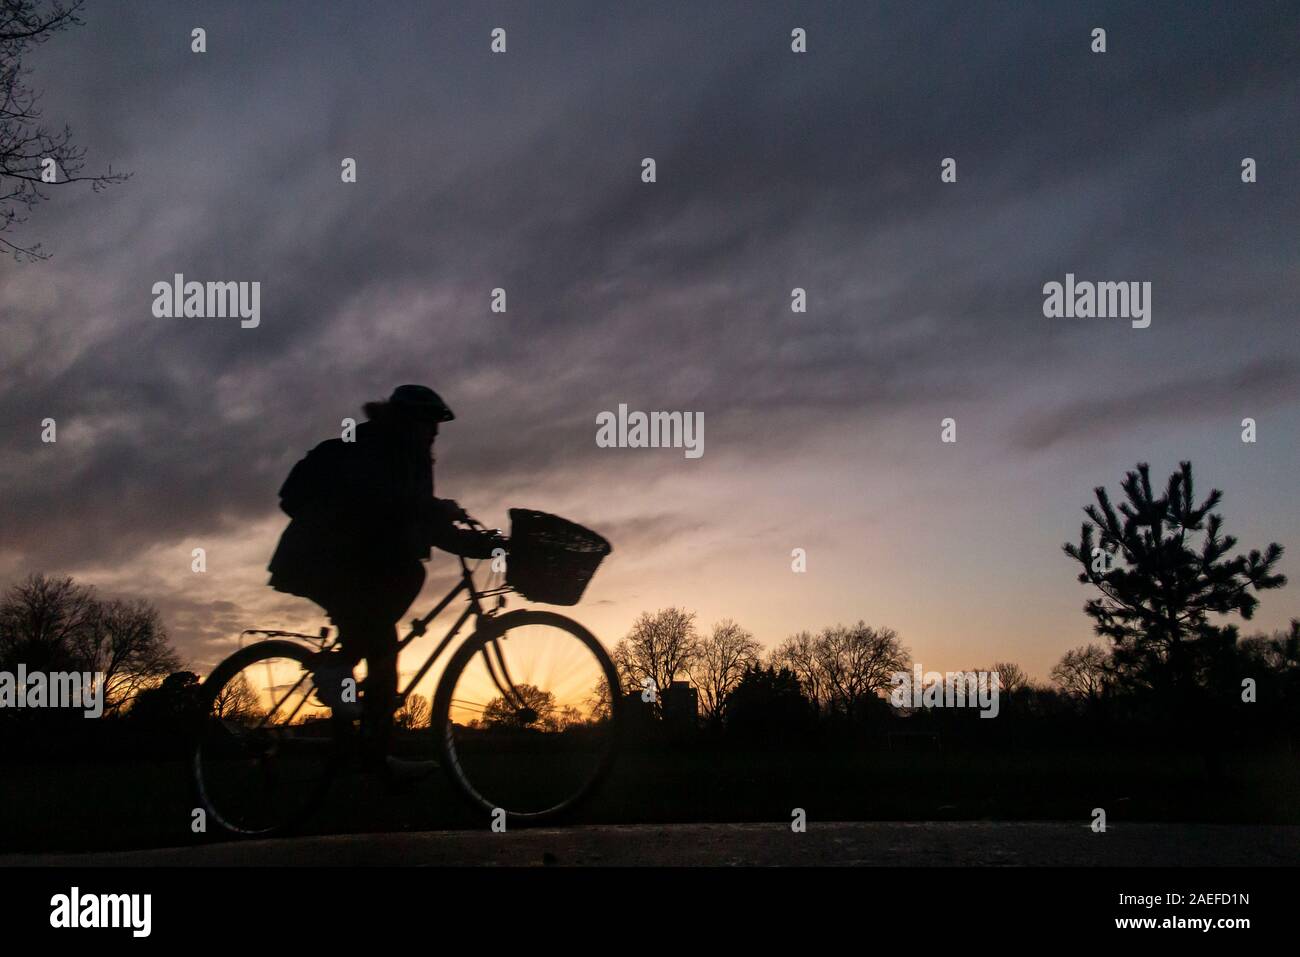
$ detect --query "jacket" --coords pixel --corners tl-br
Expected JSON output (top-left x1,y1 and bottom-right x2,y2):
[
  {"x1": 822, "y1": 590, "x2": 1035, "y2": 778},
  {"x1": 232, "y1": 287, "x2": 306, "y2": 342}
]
[{"x1": 267, "y1": 421, "x2": 492, "y2": 604}]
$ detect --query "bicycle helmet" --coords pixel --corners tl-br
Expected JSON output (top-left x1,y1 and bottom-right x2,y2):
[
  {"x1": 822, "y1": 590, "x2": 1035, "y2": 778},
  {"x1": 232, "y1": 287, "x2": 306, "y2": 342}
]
[{"x1": 389, "y1": 384, "x2": 455, "y2": 423}]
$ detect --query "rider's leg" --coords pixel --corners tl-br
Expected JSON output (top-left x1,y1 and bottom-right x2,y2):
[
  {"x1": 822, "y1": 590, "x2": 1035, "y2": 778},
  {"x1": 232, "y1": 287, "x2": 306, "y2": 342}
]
[
  {"x1": 319, "y1": 607, "x2": 394, "y2": 767},
  {"x1": 350, "y1": 561, "x2": 425, "y2": 767},
  {"x1": 358, "y1": 624, "x2": 399, "y2": 767}
]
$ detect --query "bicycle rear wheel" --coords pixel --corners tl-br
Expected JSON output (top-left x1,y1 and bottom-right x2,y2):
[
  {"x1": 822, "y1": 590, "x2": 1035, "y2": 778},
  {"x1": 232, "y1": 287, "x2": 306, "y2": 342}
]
[
  {"x1": 192, "y1": 640, "x2": 343, "y2": 837},
  {"x1": 433, "y1": 610, "x2": 621, "y2": 825}
]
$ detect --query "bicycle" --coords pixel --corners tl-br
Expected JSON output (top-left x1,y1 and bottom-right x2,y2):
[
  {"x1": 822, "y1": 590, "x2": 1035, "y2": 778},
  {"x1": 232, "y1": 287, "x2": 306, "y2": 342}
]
[{"x1": 191, "y1": 510, "x2": 619, "y2": 837}]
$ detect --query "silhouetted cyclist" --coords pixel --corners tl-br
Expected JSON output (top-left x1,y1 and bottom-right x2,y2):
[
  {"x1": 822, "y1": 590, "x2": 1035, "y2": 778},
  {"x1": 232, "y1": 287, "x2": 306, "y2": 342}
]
[{"x1": 267, "y1": 384, "x2": 502, "y2": 779}]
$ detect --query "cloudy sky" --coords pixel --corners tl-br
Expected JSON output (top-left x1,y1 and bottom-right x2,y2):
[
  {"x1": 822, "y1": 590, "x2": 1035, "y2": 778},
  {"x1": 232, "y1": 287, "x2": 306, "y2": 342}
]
[{"x1": 2, "y1": 0, "x2": 1297, "y2": 691}]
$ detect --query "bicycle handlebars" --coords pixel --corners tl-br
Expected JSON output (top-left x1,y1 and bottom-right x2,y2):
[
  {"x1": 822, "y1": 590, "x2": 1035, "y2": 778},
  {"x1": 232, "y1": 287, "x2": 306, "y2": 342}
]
[{"x1": 458, "y1": 513, "x2": 507, "y2": 545}]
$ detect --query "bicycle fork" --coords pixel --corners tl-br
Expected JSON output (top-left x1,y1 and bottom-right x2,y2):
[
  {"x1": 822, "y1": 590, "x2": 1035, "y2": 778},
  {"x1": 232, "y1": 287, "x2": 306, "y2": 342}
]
[{"x1": 479, "y1": 635, "x2": 534, "y2": 717}]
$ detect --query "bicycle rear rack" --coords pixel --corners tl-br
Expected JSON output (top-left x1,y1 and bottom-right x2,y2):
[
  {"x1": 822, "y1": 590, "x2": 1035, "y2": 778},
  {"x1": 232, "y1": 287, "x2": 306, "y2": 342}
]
[{"x1": 239, "y1": 626, "x2": 333, "y2": 649}]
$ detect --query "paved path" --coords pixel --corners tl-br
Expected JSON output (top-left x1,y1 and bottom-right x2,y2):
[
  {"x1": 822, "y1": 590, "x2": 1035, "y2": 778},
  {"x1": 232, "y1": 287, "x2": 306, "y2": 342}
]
[{"x1": 3, "y1": 822, "x2": 1297, "y2": 866}]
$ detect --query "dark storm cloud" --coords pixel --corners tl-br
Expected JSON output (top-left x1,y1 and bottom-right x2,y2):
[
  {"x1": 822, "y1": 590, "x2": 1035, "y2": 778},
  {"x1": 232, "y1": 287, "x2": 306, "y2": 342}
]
[
  {"x1": 1012, "y1": 357, "x2": 1300, "y2": 452},
  {"x1": 2, "y1": 0, "x2": 1298, "y2": 578}
]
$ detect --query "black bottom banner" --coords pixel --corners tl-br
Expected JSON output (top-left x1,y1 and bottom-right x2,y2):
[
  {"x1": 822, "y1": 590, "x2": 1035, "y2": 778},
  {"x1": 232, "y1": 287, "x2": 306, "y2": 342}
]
[{"x1": 0, "y1": 865, "x2": 1278, "y2": 943}]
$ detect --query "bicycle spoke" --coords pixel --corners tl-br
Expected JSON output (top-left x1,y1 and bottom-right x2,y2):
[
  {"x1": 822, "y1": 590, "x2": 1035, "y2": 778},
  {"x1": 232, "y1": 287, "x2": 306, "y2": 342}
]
[
  {"x1": 195, "y1": 649, "x2": 338, "y2": 836},
  {"x1": 439, "y1": 613, "x2": 618, "y2": 819}
]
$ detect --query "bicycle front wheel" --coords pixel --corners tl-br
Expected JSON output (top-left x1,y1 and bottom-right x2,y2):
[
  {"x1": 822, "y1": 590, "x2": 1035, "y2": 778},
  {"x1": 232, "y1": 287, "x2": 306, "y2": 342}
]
[{"x1": 433, "y1": 610, "x2": 621, "y2": 825}]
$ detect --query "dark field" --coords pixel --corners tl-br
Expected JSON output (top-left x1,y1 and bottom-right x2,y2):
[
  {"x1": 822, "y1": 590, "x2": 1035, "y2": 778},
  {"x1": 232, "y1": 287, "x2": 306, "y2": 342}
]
[
  {"x1": 3, "y1": 742, "x2": 1297, "y2": 856},
  {"x1": 7, "y1": 822, "x2": 1298, "y2": 867}
]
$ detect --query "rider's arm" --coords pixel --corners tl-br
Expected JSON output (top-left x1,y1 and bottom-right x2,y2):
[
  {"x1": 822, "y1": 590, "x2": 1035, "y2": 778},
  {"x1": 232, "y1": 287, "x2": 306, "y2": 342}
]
[{"x1": 426, "y1": 499, "x2": 503, "y2": 559}]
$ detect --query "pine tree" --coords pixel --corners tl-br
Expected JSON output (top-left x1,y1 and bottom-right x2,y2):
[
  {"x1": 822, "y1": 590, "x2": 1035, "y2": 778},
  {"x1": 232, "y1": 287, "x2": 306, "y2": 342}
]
[{"x1": 1063, "y1": 462, "x2": 1286, "y2": 707}]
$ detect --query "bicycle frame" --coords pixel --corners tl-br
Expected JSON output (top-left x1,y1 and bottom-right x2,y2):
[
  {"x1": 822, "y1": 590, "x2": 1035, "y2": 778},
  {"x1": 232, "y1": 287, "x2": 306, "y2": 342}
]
[
  {"x1": 391, "y1": 554, "x2": 516, "y2": 708},
  {"x1": 244, "y1": 554, "x2": 530, "y2": 729}
]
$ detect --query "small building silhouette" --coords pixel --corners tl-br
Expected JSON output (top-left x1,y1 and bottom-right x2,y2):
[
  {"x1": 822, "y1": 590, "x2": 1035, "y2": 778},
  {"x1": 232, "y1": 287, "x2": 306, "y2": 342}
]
[
  {"x1": 622, "y1": 690, "x2": 656, "y2": 733},
  {"x1": 621, "y1": 679, "x2": 699, "y2": 735},
  {"x1": 662, "y1": 680, "x2": 698, "y2": 729}
]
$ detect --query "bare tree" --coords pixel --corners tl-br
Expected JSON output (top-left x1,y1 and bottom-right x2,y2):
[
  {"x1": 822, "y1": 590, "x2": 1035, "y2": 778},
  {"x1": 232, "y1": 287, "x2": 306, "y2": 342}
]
[
  {"x1": 612, "y1": 608, "x2": 700, "y2": 715},
  {"x1": 771, "y1": 622, "x2": 910, "y2": 720},
  {"x1": 212, "y1": 673, "x2": 261, "y2": 723},
  {"x1": 0, "y1": 573, "x2": 180, "y2": 713},
  {"x1": 0, "y1": 573, "x2": 96, "y2": 669},
  {"x1": 584, "y1": 675, "x2": 613, "y2": 723},
  {"x1": 1239, "y1": 620, "x2": 1300, "y2": 674},
  {"x1": 72, "y1": 598, "x2": 179, "y2": 714},
  {"x1": 1050, "y1": 644, "x2": 1110, "y2": 702},
  {"x1": 556, "y1": 704, "x2": 583, "y2": 730},
  {"x1": 394, "y1": 692, "x2": 430, "y2": 730},
  {"x1": 988, "y1": 661, "x2": 1030, "y2": 697},
  {"x1": 1, "y1": 0, "x2": 129, "y2": 259},
  {"x1": 815, "y1": 622, "x2": 910, "y2": 720},
  {"x1": 769, "y1": 630, "x2": 827, "y2": 712},
  {"x1": 688, "y1": 619, "x2": 761, "y2": 724},
  {"x1": 481, "y1": 684, "x2": 557, "y2": 730}
]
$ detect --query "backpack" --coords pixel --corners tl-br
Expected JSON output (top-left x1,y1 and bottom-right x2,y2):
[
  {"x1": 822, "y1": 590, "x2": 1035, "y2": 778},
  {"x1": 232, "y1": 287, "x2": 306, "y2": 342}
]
[{"x1": 277, "y1": 439, "x2": 349, "y2": 518}]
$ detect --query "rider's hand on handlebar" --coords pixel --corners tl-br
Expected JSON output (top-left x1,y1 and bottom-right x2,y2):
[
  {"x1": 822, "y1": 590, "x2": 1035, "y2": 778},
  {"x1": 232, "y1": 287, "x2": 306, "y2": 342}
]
[
  {"x1": 432, "y1": 497, "x2": 470, "y2": 524},
  {"x1": 431, "y1": 499, "x2": 505, "y2": 554},
  {"x1": 457, "y1": 512, "x2": 500, "y2": 540}
]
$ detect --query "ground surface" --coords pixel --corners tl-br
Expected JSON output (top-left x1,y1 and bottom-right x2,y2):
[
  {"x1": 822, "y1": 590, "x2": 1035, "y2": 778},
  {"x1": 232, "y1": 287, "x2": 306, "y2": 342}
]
[{"x1": 3, "y1": 821, "x2": 1296, "y2": 867}]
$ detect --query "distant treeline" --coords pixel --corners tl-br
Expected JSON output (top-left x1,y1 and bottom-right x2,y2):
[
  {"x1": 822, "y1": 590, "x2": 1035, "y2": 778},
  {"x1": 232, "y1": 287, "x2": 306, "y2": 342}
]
[
  {"x1": 611, "y1": 607, "x2": 1300, "y2": 750},
  {"x1": 3, "y1": 462, "x2": 1295, "y2": 759}
]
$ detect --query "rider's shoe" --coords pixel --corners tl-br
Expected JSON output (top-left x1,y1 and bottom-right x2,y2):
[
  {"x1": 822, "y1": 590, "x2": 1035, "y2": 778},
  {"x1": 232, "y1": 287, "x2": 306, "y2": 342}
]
[
  {"x1": 385, "y1": 755, "x2": 439, "y2": 781},
  {"x1": 357, "y1": 754, "x2": 439, "y2": 792}
]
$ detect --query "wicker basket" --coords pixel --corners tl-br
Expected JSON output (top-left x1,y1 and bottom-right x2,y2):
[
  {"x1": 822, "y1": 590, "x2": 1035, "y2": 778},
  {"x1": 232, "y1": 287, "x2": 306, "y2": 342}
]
[{"x1": 505, "y1": 509, "x2": 611, "y2": 606}]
